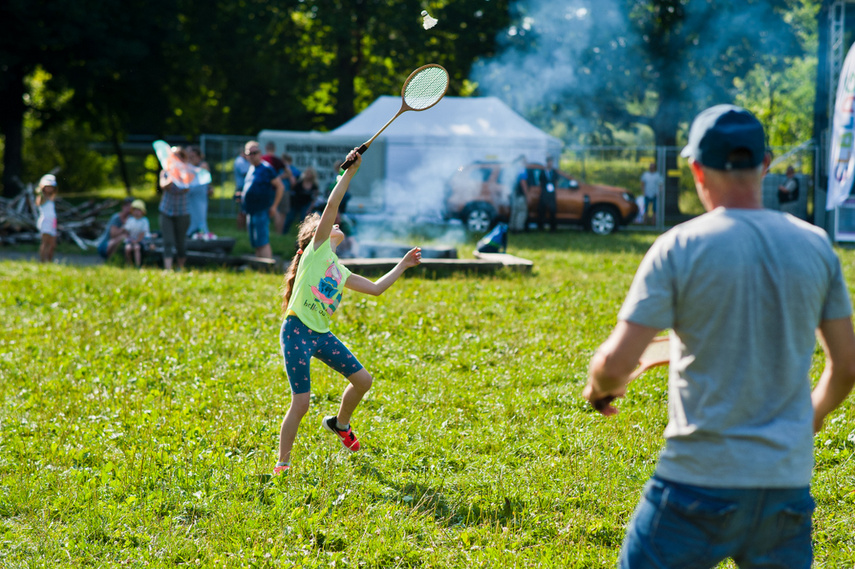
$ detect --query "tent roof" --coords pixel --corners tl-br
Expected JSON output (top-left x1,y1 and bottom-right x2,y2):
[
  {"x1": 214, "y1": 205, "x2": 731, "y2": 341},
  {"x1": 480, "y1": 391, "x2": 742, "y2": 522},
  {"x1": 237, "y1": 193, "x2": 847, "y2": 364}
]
[{"x1": 330, "y1": 96, "x2": 562, "y2": 145}]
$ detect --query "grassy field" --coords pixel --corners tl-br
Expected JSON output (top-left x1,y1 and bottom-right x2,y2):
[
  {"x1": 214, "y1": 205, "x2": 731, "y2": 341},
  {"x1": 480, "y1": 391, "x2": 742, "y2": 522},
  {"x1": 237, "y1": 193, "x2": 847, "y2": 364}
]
[{"x1": 1, "y1": 231, "x2": 854, "y2": 568}]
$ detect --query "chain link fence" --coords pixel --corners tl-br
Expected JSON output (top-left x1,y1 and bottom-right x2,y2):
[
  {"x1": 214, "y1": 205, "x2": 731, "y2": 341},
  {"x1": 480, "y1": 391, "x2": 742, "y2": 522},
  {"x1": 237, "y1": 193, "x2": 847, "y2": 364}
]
[
  {"x1": 195, "y1": 136, "x2": 817, "y2": 229},
  {"x1": 561, "y1": 143, "x2": 817, "y2": 231}
]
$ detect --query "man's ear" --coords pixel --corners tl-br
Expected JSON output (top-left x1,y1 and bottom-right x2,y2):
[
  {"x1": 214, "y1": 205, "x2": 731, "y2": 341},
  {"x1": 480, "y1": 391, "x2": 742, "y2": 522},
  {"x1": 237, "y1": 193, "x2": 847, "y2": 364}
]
[
  {"x1": 762, "y1": 151, "x2": 772, "y2": 176},
  {"x1": 689, "y1": 159, "x2": 705, "y2": 185}
]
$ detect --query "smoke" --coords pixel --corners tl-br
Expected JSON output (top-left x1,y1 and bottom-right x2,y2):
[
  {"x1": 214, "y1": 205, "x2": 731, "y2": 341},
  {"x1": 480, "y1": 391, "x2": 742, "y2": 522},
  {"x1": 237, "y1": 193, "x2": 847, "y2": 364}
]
[
  {"x1": 471, "y1": 0, "x2": 631, "y2": 138},
  {"x1": 470, "y1": 0, "x2": 801, "y2": 142}
]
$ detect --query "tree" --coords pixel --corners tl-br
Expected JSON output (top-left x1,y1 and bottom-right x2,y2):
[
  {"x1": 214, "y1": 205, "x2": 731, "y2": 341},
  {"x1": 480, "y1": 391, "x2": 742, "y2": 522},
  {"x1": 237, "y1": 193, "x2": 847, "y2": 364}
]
[
  {"x1": 0, "y1": 0, "x2": 513, "y2": 195},
  {"x1": 471, "y1": 0, "x2": 805, "y2": 214},
  {"x1": 0, "y1": 0, "x2": 176, "y2": 196}
]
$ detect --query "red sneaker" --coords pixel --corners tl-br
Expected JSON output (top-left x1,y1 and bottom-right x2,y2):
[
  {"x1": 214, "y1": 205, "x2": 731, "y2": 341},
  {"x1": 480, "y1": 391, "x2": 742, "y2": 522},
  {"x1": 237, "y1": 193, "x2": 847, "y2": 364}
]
[
  {"x1": 322, "y1": 416, "x2": 360, "y2": 452},
  {"x1": 272, "y1": 464, "x2": 290, "y2": 475}
]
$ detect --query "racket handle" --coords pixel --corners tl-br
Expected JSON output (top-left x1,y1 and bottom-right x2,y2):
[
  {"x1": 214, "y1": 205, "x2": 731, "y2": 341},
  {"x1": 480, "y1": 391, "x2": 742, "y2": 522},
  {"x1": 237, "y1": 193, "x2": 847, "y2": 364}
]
[{"x1": 341, "y1": 144, "x2": 368, "y2": 170}]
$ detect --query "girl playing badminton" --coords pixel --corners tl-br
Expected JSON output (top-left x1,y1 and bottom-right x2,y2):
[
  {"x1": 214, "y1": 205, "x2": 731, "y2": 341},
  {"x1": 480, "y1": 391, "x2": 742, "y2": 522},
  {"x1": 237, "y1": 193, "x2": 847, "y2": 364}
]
[{"x1": 274, "y1": 149, "x2": 421, "y2": 474}]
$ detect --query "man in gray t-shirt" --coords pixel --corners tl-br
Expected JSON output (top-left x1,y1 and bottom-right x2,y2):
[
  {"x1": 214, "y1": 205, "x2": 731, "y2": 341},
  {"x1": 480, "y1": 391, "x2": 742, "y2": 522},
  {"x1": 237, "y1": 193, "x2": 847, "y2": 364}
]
[{"x1": 584, "y1": 105, "x2": 855, "y2": 569}]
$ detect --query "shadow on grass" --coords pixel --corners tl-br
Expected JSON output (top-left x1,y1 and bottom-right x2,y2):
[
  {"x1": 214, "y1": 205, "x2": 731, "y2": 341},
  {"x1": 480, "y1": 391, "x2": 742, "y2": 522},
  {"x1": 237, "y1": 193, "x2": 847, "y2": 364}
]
[{"x1": 354, "y1": 461, "x2": 525, "y2": 529}]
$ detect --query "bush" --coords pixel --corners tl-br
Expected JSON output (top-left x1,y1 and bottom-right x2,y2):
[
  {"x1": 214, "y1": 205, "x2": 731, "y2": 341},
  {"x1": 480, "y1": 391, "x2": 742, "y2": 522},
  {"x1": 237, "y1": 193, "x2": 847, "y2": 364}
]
[{"x1": 23, "y1": 121, "x2": 117, "y2": 193}]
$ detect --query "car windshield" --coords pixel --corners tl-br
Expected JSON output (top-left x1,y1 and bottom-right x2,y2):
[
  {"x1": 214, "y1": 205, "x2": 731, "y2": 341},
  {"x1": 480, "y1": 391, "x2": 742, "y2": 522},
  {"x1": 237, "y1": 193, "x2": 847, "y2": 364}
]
[{"x1": 468, "y1": 168, "x2": 491, "y2": 182}]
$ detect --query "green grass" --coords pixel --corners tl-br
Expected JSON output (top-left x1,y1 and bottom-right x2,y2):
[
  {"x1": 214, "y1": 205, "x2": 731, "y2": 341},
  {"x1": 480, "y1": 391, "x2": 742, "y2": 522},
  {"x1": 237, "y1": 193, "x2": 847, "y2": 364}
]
[{"x1": 1, "y1": 232, "x2": 854, "y2": 568}]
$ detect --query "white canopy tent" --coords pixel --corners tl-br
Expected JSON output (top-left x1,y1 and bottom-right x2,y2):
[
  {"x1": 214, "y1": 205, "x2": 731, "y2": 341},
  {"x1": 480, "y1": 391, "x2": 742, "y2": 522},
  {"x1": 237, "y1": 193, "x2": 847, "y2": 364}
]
[
  {"x1": 261, "y1": 96, "x2": 562, "y2": 215},
  {"x1": 329, "y1": 96, "x2": 563, "y2": 214}
]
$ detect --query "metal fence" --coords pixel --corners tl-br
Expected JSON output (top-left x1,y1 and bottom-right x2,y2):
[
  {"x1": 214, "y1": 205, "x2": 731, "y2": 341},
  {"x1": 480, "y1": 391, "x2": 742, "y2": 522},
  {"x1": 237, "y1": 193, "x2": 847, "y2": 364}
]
[
  {"x1": 562, "y1": 143, "x2": 817, "y2": 231},
  {"x1": 199, "y1": 134, "x2": 253, "y2": 220},
  {"x1": 199, "y1": 135, "x2": 818, "y2": 228}
]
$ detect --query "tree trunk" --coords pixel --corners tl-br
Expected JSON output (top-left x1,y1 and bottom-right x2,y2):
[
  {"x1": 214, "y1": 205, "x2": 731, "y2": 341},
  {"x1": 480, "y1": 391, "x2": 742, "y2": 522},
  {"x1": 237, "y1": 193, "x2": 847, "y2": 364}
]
[
  {"x1": 334, "y1": 33, "x2": 356, "y2": 127},
  {"x1": 332, "y1": 2, "x2": 364, "y2": 128},
  {"x1": 653, "y1": 99, "x2": 681, "y2": 217},
  {"x1": 109, "y1": 114, "x2": 132, "y2": 196},
  {"x1": 0, "y1": 65, "x2": 26, "y2": 198}
]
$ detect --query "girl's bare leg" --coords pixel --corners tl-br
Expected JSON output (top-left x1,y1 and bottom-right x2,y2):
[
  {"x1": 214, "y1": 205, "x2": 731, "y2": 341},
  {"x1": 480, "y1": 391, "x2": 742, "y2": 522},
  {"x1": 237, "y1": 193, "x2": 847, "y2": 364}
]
[
  {"x1": 337, "y1": 368, "x2": 373, "y2": 426},
  {"x1": 40, "y1": 235, "x2": 56, "y2": 262},
  {"x1": 278, "y1": 391, "x2": 311, "y2": 464}
]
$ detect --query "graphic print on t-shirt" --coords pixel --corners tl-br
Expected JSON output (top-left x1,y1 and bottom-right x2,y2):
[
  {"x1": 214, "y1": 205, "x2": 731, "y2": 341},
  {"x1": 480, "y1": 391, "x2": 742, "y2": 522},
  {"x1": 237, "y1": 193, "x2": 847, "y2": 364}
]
[{"x1": 310, "y1": 260, "x2": 344, "y2": 315}]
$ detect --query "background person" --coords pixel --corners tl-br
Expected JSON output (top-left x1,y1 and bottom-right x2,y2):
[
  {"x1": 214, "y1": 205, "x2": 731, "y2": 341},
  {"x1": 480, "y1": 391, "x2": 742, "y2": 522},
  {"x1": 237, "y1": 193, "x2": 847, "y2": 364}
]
[
  {"x1": 36, "y1": 174, "x2": 58, "y2": 263},
  {"x1": 262, "y1": 141, "x2": 286, "y2": 173},
  {"x1": 273, "y1": 149, "x2": 421, "y2": 475},
  {"x1": 97, "y1": 197, "x2": 133, "y2": 261},
  {"x1": 275, "y1": 153, "x2": 300, "y2": 232},
  {"x1": 185, "y1": 145, "x2": 212, "y2": 238},
  {"x1": 777, "y1": 165, "x2": 799, "y2": 207},
  {"x1": 509, "y1": 155, "x2": 531, "y2": 232},
  {"x1": 584, "y1": 105, "x2": 855, "y2": 568},
  {"x1": 158, "y1": 146, "x2": 192, "y2": 271},
  {"x1": 537, "y1": 156, "x2": 558, "y2": 231},
  {"x1": 640, "y1": 162, "x2": 663, "y2": 224},
  {"x1": 241, "y1": 140, "x2": 283, "y2": 259},
  {"x1": 282, "y1": 167, "x2": 318, "y2": 235},
  {"x1": 123, "y1": 199, "x2": 151, "y2": 268}
]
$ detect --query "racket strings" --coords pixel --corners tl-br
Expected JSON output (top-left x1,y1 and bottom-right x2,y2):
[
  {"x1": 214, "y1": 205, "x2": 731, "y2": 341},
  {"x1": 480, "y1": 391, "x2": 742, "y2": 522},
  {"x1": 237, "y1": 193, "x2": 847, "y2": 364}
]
[{"x1": 403, "y1": 67, "x2": 449, "y2": 110}]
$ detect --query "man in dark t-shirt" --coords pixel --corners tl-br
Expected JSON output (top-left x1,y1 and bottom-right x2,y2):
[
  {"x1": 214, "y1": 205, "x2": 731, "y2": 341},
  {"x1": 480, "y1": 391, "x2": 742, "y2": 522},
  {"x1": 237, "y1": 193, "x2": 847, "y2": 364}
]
[{"x1": 242, "y1": 141, "x2": 284, "y2": 259}]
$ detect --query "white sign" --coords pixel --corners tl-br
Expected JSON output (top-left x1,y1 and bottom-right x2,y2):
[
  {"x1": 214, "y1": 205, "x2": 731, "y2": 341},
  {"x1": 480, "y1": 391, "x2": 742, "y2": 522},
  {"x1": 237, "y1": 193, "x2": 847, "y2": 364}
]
[{"x1": 828, "y1": 43, "x2": 855, "y2": 210}]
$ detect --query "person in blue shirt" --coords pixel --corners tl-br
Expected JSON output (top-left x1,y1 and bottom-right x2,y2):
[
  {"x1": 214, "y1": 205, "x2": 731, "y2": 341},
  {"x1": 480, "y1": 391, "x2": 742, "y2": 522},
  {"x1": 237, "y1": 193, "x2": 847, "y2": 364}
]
[
  {"x1": 241, "y1": 140, "x2": 284, "y2": 259},
  {"x1": 96, "y1": 197, "x2": 133, "y2": 261}
]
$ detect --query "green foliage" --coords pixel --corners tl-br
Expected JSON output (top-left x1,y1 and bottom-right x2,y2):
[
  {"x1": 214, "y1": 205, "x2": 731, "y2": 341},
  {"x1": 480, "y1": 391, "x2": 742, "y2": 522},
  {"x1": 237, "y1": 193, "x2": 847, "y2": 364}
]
[
  {"x1": 24, "y1": 122, "x2": 117, "y2": 193},
  {"x1": 735, "y1": 55, "x2": 818, "y2": 147},
  {"x1": 0, "y1": 233, "x2": 853, "y2": 567},
  {"x1": 19, "y1": 67, "x2": 117, "y2": 191}
]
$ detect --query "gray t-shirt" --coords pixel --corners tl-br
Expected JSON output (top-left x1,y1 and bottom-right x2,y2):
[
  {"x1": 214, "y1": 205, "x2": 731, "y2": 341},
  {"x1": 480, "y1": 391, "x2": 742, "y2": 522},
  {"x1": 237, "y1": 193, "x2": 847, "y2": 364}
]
[{"x1": 619, "y1": 208, "x2": 852, "y2": 488}]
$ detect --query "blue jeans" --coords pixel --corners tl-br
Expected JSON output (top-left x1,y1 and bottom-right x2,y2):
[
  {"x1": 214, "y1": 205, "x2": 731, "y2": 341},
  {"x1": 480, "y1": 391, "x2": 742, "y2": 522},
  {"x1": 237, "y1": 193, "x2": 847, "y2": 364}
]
[
  {"x1": 643, "y1": 195, "x2": 657, "y2": 219},
  {"x1": 186, "y1": 183, "x2": 209, "y2": 236},
  {"x1": 620, "y1": 476, "x2": 813, "y2": 569},
  {"x1": 247, "y1": 210, "x2": 270, "y2": 249}
]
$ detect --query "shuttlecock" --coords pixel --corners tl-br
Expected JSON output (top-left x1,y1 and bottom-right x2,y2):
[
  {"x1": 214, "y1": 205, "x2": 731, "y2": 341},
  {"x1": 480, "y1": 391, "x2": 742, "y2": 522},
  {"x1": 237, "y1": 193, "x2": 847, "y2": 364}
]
[{"x1": 421, "y1": 10, "x2": 438, "y2": 30}]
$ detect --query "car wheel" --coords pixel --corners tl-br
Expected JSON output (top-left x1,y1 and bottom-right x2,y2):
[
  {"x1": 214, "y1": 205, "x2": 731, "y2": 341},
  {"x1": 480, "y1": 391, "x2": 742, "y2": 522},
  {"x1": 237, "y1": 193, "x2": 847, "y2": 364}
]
[
  {"x1": 463, "y1": 204, "x2": 494, "y2": 233},
  {"x1": 587, "y1": 205, "x2": 619, "y2": 235}
]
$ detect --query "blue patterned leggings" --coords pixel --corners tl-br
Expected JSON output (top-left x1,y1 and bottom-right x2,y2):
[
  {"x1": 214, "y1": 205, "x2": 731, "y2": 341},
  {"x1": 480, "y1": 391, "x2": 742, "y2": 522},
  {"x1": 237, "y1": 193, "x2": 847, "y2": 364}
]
[{"x1": 280, "y1": 316, "x2": 364, "y2": 394}]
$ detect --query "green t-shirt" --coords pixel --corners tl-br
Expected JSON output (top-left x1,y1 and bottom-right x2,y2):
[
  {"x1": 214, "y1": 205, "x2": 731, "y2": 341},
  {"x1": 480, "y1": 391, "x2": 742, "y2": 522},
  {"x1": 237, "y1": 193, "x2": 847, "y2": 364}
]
[{"x1": 286, "y1": 238, "x2": 352, "y2": 333}]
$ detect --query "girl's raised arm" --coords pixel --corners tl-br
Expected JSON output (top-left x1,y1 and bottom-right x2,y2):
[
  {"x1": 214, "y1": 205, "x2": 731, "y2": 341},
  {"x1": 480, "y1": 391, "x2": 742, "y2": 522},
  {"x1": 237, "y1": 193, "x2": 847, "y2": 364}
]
[{"x1": 314, "y1": 149, "x2": 361, "y2": 250}]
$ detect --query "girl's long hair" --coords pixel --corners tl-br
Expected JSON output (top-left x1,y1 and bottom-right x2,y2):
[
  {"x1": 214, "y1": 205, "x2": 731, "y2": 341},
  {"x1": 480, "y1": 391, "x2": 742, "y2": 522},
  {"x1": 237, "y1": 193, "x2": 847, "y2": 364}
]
[{"x1": 281, "y1": 213, "x2": 321, "y2": 314}]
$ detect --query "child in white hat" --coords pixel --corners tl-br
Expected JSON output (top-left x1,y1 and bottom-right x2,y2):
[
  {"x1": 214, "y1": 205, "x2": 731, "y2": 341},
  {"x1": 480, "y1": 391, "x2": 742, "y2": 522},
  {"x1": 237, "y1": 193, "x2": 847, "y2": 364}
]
[
  {"x1": 123, "y1": 199, "x2": 151, "y2": 267},
  {"x1": 36, "y1": 174, "x2": 58, "y2": 263}
]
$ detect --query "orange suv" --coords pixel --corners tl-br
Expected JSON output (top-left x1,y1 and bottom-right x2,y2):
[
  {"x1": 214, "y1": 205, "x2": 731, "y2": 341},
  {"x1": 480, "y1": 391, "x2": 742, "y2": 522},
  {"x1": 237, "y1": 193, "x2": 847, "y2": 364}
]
[{"x1": 444, "y1": 162, "x2": 639, "y2": 234}]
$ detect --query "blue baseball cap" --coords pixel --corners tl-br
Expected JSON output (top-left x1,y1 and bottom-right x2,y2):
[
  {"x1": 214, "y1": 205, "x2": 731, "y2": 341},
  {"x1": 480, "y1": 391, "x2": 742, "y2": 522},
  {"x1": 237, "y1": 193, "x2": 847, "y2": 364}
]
[{"x1": 681, "y1": 105, "x2": 766, "y2": 171}]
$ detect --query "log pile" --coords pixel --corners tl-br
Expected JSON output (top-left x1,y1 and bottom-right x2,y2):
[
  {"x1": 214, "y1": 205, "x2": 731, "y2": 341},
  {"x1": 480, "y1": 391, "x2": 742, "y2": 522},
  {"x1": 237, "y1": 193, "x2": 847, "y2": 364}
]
[{"x1": 0, "y1": 185, "x2": 118, "y2": 249}]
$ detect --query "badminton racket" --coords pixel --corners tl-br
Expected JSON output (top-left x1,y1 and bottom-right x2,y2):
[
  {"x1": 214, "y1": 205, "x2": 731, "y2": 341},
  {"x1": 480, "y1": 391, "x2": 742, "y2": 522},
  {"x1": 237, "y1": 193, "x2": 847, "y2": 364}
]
[
  {"x1": 340, "y1": 64, "x2": 449, "y2": 169},
  {"x1": 593, "y1": 336, "x2": 670, "y2": 412}
]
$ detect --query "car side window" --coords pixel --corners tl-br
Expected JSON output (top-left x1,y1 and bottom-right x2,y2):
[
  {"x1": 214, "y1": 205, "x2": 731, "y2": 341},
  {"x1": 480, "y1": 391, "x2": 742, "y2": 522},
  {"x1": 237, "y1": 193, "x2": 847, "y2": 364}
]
[
  {"x1": 498, "y1": 168, "x2": 514, "y2": 186},
  {"x1": 559, "y1": 174, "x2": 580, "y2": 190}
]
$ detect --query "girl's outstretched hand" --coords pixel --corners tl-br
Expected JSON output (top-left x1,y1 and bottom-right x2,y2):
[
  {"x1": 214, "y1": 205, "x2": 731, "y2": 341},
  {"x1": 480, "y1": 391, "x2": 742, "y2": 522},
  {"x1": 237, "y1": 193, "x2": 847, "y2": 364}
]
[{"x1": 402, "y1": 247, "x2": 422, "y2": 268}]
